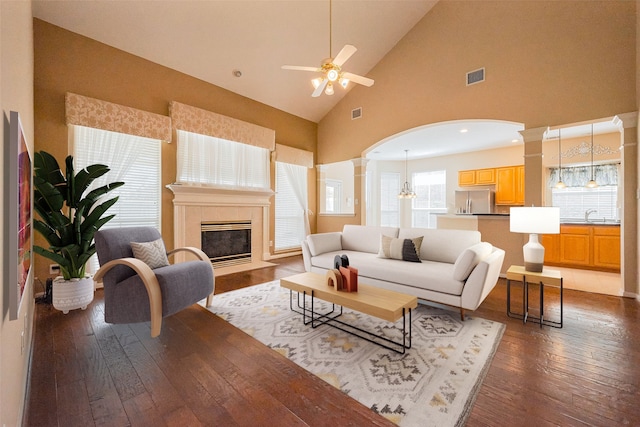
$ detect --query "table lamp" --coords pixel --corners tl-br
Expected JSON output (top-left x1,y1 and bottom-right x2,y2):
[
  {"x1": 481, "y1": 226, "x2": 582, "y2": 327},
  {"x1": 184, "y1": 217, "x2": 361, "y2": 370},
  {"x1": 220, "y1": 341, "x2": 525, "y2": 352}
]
[{"x1": 510, "y1": 207, "x2": 560, "y2": 272}]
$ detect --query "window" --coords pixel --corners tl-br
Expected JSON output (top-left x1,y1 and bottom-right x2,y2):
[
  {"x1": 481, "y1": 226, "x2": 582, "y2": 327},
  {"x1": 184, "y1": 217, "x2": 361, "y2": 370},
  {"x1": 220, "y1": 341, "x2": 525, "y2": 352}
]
[
  {"x1": 552, "y1": 187, "x2": 618, "y2": 221},
  {"x1": 380, "y1": 172, "x2": 400, "y2": 227},
  {"x1": 176, "y1": 129, "x2": 270, "y2": 189},
  {"x1": 72, "y1": 125, "x2": 162, "y2": 271},
  {"x1": 275, "y1": 162, "x2": 308, "y2": 251},
  {"x1": 325, "y1": 179, "x2": 342, "y2": 213},
  {"x1": 319, "y1": 161, "x2": 354, "y2": 214},
  {"x1": 412, "y1": 170, "x2": 447, "y2": 228},
  {"x1": 549, "y1": 163, "x2": 619, "y2": 221}
]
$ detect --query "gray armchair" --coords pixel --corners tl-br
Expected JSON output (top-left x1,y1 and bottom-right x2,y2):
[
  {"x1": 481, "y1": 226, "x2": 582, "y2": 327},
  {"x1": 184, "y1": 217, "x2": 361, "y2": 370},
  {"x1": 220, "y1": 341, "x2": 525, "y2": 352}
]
[{"x1": 93, "y1": 227, "x2": 214, "y2": 337}]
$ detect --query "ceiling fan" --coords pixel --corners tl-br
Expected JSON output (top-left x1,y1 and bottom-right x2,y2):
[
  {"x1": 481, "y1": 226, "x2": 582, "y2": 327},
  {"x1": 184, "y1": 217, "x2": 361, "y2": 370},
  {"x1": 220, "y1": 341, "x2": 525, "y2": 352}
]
[{"x1": 281, "y1": 0, "x2": 374, "y2": 97}]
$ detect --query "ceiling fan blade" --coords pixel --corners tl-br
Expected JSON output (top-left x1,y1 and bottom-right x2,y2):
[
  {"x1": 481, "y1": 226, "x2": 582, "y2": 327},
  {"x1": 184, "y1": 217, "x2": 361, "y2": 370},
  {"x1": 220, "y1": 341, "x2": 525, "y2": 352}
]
[
  {"x1": 312, "y1": 78, "x2": 328, "y2": 97},
  {"x1": 282, "y1": 65, "x2": 320, "y2": 72},
  {"x1": 333, "y1": 45, "x2": 357, "y2": 67},
  {"x1": 342, "y1": 72, "x2": 374, "y2": 87}
]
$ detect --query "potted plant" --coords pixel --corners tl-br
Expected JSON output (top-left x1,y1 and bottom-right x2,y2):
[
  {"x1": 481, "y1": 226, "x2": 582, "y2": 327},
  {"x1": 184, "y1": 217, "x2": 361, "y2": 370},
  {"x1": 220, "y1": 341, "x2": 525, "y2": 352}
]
[{"x1": 33, "y1": 151, "x2": 124, "y2": 313}]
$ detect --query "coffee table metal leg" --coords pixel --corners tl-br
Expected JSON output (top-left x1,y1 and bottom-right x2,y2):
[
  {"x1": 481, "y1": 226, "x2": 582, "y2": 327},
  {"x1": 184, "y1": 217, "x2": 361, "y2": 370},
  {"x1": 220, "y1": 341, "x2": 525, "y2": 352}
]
[{"x1": 287, "y1": 291, "x2": 412, "y2": 354}]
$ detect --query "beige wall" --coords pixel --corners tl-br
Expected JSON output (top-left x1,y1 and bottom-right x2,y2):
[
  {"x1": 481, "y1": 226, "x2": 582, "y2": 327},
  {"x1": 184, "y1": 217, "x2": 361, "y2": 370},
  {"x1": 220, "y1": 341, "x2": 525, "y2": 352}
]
[
  {"x1": 319, "y1": 1, "x2": 635, "y2": 164},
  {"x1": 33, "y1": 19, "x2": 318, "y2": 282},
  {"x1": 1, "y1": 2, "x2": 34, "y2": 426},
  {"x1": 317, "y1": 1, "x2": 638, "y2": 295}
]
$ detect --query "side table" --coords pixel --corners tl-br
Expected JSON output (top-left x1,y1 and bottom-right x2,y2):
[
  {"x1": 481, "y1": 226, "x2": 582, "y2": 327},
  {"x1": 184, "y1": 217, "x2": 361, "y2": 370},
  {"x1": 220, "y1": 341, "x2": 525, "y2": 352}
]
[{"x1": 506, "y1": 265, "x2": 563, "y2": 328}]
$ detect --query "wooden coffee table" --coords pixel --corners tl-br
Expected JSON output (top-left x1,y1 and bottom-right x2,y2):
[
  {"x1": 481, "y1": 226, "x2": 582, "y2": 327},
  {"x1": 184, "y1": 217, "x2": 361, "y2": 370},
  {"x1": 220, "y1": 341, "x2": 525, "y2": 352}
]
[{"x1": 280, "y1": 272, "x2": 418, "y2": 354}]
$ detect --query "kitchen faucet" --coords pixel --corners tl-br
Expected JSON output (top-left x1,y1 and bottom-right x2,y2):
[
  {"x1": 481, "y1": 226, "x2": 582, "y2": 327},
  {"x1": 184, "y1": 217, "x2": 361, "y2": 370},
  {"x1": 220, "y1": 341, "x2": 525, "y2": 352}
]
[{"x1": 584, "y1": 209, "x2": 597, "y2": 222}]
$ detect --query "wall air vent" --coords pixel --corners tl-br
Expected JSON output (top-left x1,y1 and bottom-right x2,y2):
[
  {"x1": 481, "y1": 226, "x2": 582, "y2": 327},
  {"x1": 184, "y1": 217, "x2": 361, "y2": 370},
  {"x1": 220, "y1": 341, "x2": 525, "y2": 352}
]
[
  {"x1": 351, "y1": 107, "x2": 362, "y2": 120},
  {"x1": 466, "y1": 68, "x2": 485, "y2": 86}
]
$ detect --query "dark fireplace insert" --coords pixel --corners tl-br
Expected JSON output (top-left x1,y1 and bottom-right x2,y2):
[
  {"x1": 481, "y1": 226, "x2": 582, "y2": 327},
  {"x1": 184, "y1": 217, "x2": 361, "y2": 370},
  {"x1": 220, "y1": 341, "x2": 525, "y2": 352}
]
[{"x1": 201, "y1": 221, "x2": 251, "y2": 268}]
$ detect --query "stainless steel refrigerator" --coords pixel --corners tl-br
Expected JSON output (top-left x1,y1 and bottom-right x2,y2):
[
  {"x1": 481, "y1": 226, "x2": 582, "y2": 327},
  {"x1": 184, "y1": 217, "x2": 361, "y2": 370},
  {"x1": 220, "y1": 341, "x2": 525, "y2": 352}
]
[{"x1": 455, "y1": 189, "x2": 494, "y2": 214}]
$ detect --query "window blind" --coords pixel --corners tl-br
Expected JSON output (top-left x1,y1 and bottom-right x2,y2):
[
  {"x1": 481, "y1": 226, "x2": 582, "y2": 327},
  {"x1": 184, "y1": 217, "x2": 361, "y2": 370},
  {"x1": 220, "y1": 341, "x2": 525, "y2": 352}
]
[
  {"x1": 275, "y1": 162, "x2": 307, "y2": 251},
  {"x1": 176, "y1": 129, "x2": 270, "y2": 189},
  {"x1": 72, "y1": 125, "x2": 162, "y2": 271},
  {"x1": 412, "y1": 170, "x2": 447, "y2": 228},
  {"x1": 380, "y1": 172, "x2": 400, "y2": 227}
]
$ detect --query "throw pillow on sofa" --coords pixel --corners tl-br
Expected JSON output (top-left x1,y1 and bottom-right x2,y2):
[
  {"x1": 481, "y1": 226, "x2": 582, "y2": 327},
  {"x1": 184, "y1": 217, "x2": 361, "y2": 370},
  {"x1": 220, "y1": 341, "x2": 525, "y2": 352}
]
[{"x1": 378, "y1": 235, "x2": 423, "y2": 263}]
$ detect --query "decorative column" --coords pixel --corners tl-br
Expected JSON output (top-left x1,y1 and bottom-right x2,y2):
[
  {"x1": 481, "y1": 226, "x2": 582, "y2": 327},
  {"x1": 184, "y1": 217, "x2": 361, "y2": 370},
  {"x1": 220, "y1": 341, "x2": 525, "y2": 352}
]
[
  {"x1": 519, "y1": 126, "x2": 548, "y2": 207},
  {"x1": 352, "y1": 158, "x2": 368, "y2": 225},
  {"x1": 614, "y1": 112, "x2": 638, "y2": 298}
]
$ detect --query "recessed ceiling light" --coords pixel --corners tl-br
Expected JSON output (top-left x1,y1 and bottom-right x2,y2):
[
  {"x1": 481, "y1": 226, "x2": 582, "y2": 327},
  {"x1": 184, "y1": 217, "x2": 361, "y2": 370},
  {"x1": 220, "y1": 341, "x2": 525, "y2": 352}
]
[
  {"x1": 511, "y1": 139, "x2": 519, "y2": 143},
  {"x1": 460, "y1": 129, "x2": 468, "y2": 133}
]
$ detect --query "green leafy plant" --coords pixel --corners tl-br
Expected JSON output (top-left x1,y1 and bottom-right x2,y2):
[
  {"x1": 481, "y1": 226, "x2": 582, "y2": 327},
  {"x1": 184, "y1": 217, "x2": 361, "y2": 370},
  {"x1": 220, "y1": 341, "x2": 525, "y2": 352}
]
[{"x1": 33, "y1": 151, "x2": 124, "y2": 280}]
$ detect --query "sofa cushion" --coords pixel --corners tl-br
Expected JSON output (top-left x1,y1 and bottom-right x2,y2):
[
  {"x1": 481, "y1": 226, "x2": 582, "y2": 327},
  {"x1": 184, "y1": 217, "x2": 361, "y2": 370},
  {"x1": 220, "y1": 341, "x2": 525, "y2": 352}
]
[
  {"x1": 452, "y1": 242, "x2": 493, "y2": 281},
  {"x1": 378, "y1": 235, "x2": 422, "y2": 263},
  {"x1": 310, "y1": 251, "x2": 465, "y2": 296},
  {"x1": 398, "y1": 228, "x2": 481, "y2": 263},
  {"x1": 307, "y1": 232, "x2": 342, "y2": 256},
  {"x1": 342, "y1": 225, "x2": 399, "y2": 253}
]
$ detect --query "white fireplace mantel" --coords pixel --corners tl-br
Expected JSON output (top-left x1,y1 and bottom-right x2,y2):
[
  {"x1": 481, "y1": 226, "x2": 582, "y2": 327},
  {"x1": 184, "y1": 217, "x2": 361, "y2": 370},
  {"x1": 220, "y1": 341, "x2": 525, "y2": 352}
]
[
  {"x1": 167, "y1": 183, "x2": 274, "y2": 272},
  {"x1": 167, "y1": 183, "x2": 274, "y2": 207}
]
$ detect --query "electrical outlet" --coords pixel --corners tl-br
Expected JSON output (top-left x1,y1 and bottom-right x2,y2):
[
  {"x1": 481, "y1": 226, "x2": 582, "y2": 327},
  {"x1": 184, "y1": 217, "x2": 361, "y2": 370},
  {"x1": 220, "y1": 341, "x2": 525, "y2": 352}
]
[{"x1": 49, "y1": 264, "x2": 60, "y2": 274}]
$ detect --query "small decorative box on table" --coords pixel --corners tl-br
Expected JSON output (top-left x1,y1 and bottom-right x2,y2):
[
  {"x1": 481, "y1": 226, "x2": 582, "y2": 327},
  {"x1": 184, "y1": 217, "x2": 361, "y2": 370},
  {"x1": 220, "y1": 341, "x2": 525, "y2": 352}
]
[{"x1": 506, "y1": 265, "x2": 563, "y2": 328}]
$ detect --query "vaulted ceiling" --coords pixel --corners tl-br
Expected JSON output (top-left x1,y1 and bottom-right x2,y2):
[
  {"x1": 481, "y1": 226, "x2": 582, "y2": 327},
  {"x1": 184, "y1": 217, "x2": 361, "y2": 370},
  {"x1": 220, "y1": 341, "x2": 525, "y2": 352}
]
[{"x1": 33, "y1": 0, "x2": 438, "y2": 123}]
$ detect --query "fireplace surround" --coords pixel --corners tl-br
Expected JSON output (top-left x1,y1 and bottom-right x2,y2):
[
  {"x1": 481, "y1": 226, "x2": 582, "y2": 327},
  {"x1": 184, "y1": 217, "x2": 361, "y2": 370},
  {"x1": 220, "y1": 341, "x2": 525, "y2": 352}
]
[{"x1": 167, "y1": 184, "x2": 273, "y2": 273}]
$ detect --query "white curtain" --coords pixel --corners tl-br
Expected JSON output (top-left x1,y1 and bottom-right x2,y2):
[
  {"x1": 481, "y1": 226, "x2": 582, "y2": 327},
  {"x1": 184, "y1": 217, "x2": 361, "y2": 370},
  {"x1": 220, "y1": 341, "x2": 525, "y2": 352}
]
[
  {"x1": 71, "y1": 125, "x2": 162, "y2": 272},
  {"x1": 275, "y1": 162, "x2": 309, "y2": 251},
  {"x1": 176, "y1": 129, "x2": 270, "y2": 190},
  {"x1": 282, "y1": 162, "x2": 310, "y2": 236}
]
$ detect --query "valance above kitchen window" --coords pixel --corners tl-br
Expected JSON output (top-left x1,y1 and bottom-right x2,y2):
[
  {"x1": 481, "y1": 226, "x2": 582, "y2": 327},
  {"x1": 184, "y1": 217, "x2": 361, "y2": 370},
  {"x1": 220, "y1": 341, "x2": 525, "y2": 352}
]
[
  {"x1": 275, "y1": 143, "x2": 314, "y2": 168},
  {"x1": 65, "y1": 92, "x2": 172, "y2": 142},
  {"x1": 169, "y1": 101, "x2": 275, "y2": 151}
]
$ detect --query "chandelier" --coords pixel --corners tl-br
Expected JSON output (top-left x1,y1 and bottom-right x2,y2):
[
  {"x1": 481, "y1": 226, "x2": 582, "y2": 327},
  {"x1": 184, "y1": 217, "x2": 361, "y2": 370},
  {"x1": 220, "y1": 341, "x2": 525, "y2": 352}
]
[{"x1": 398, "y1": 150, "x2": 416, "y2": 199}]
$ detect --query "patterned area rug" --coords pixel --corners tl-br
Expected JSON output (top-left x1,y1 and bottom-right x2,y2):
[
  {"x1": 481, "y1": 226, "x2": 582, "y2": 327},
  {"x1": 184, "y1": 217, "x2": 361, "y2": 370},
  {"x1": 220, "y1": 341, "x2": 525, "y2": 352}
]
[{"x1": 202, "y1": 281, "x2": 504, "y2": 426}]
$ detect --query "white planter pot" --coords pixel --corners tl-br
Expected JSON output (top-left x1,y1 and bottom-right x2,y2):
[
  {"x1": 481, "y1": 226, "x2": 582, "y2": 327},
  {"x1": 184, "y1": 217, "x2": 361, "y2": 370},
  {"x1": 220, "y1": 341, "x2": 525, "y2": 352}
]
[{"x1": 52, "y1": 276, "x2": 95, "y2": 314}]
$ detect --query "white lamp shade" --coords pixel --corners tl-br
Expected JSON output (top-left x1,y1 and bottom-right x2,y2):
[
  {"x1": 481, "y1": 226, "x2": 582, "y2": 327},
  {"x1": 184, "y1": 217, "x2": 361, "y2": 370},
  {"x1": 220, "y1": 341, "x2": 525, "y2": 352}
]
[{"x1": 510, "y1": 207, "x2": 560, "y2": 234}]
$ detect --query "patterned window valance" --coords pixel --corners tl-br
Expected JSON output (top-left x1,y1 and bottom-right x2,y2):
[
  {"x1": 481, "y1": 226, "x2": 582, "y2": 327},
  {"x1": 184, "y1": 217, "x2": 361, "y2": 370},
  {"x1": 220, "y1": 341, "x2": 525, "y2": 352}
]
[
  {"x1": 275, "y1": 143, "x2": 314, "y2": 168},
  {"x1": 169, "y1": 101, "x2": 275, "y2": 151},
  {"x1": 548, "y1": 163, "x2": 619, "y2": 187},
  {"x1": 65, "y1": 93, "x2": 172, "y2": 142}
]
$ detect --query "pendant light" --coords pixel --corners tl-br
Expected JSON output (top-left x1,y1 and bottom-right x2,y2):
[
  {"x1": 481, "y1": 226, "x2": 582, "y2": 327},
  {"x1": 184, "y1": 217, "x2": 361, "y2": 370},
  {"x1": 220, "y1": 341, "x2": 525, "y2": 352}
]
[
  {"x1": 398, "y1": 150, "x2": 416, "y2": 199},
  {"x1": 585, "y1": 123, "x2": 598, "y2": 188},
  {"x1": 554, "y1": 128, "x2": 566, "y2": 189}
]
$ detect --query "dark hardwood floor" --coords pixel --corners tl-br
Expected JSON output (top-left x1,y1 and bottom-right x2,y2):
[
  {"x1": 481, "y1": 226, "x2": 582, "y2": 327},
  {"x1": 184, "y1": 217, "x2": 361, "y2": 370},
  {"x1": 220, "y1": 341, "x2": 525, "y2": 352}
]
[{"x1": 25, "y1": 256, "x2": 640, "y2": 426}]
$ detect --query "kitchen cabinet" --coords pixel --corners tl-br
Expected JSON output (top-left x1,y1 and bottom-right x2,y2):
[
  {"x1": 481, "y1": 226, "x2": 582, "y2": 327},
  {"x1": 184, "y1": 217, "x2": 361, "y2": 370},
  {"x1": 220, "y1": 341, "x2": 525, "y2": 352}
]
[
  {"x1": 458, "y1": 170, "x2": 476, "y2": 186},
  {"x1": 476, "y1": 168, "x2": 496, "y2": 185},
  {"x1": 593, "y1": 226, "x2": 621, "y2": 269},
  {"x1": 495, "y1": 165, "x2": 525, "y2": 205},
  {"x1": 541, "y1": 234, "x2": 560, "y2": 263},
  {"x1": 560, "y1": 226, "x2": 590, "y2": 266},
  {"x1": 542, "y1": 224, "x2": 620, "y2": 271},
  {"x1": 515, "y1": 165, "x2": 525, "y2": 205},
  {"x1": 458, "y1": 168, "x2": 495, "y2": 186}
]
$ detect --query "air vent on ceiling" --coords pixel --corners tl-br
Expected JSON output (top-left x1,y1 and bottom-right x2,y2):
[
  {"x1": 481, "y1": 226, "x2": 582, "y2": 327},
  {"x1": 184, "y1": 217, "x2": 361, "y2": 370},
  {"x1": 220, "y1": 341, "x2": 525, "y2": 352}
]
[
  {"x1": 351, "y1": 107, "x2": 362, "y2": 120},
  {"x1": 466, "y1": 68, "x2": 485, "y2": 86}
]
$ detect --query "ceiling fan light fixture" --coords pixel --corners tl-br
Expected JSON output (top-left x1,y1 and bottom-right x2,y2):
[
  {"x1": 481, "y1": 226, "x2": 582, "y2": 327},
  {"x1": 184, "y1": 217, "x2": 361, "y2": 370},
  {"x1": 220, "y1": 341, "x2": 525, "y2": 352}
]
[
  {"x1": 339, "y1": 77, "x2": 349, "y2": 88},
  {"x1": 312, "y1": 77, "x2": 323, "y2": 89},
  {"x1": 325, "y1": 82, "x2": 334, "y2": 95},
  {"x1": 327, "y1": 68, "x2": 339, "y2": 82}
]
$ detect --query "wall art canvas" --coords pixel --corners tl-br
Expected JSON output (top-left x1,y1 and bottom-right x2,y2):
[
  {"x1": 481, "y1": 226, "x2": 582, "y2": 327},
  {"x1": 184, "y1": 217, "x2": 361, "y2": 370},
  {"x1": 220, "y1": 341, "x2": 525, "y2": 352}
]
[{"x1": 9, "y1": 110, "x2": 32, "y2": 320}]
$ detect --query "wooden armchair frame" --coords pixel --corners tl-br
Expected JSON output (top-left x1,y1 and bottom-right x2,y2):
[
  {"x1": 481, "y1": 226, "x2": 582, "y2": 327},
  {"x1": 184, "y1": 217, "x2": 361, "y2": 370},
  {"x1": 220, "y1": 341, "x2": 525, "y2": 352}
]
[{"x1": 93, "y1": 246, "x2": 214, "y2": 337}]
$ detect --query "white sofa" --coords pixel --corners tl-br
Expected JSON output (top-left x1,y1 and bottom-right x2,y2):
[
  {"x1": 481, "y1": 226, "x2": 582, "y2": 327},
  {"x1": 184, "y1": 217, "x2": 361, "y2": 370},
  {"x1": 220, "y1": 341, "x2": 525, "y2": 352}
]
[{"x1": 301, "y1": 225, "x2": 505, "y2": 319}]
